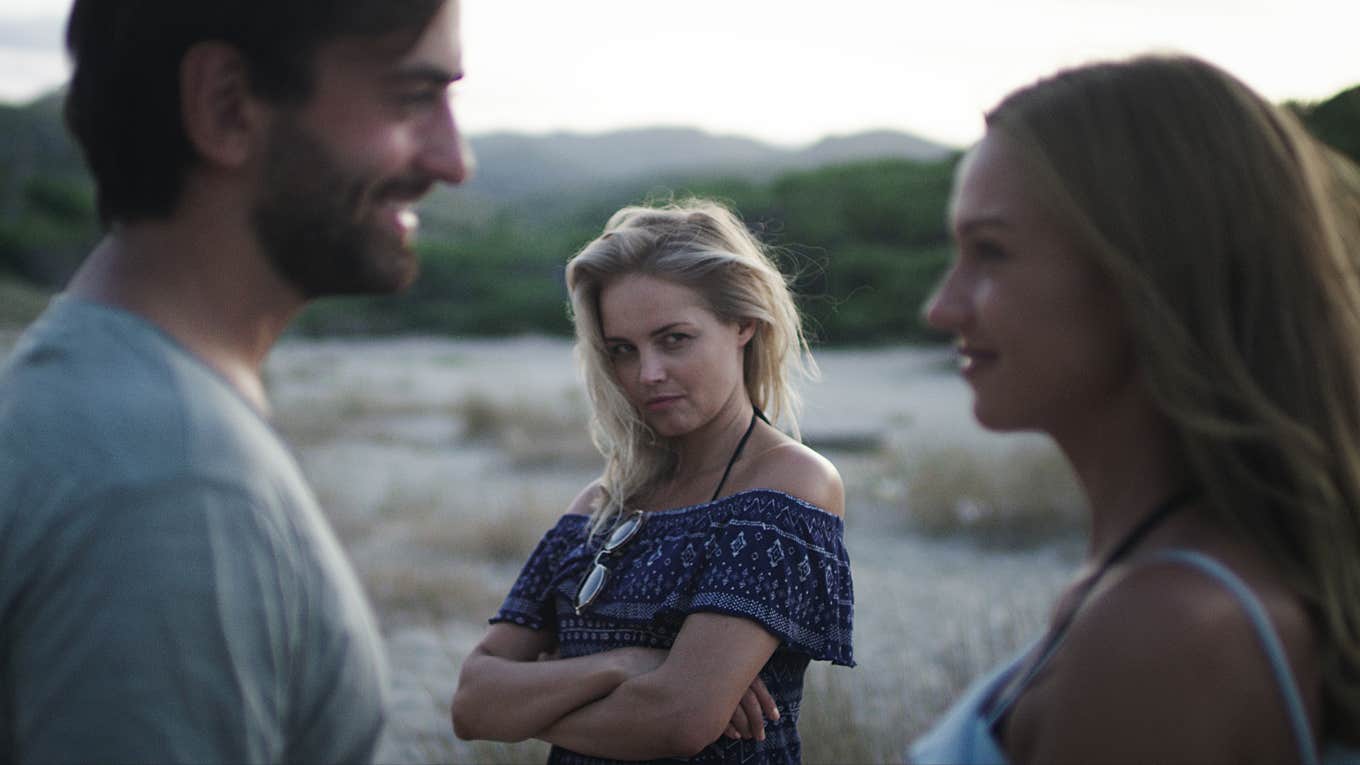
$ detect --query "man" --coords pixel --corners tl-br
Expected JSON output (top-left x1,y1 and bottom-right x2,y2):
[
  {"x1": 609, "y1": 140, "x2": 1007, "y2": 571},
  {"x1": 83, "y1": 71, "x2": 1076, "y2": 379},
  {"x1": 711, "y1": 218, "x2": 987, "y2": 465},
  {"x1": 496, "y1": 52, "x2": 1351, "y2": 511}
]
[{"x1": 0, "y1": 0, "x2": 469, "y2": 761}]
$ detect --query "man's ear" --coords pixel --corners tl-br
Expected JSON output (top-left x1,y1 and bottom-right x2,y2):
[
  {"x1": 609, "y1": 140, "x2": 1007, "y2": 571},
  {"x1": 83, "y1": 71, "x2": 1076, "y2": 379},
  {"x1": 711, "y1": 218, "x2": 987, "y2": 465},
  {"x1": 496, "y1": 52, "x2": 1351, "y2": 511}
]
[{"x1": 180, "y1": 42, "x2": 269, "y2": 168}]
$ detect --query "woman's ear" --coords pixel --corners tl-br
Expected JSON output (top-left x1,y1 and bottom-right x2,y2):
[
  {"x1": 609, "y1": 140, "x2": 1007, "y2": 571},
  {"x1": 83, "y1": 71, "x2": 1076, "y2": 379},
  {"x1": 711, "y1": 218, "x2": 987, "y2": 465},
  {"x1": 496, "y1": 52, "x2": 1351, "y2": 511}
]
[
  {"x1": 179, "y1": 41, "x2": 269, "y2": 168},
  {"x1": 736, "y1": 318, "x2": 757, "y2": 347}
]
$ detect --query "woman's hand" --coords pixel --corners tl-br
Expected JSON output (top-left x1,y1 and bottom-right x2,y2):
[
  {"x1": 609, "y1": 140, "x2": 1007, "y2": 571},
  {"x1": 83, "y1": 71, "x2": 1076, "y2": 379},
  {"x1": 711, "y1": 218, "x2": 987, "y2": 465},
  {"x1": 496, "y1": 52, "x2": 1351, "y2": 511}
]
[{"x1": 723, "y1": 675, "x2": 779, "y2": 741}]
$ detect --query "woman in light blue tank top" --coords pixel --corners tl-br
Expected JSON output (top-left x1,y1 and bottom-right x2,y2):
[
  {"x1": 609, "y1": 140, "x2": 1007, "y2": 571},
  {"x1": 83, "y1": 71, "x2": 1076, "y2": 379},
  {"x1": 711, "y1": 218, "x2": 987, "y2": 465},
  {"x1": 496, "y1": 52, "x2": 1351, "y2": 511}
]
[{"x1": 913, "y1": 55, "x2": 1360, "y2": 764}]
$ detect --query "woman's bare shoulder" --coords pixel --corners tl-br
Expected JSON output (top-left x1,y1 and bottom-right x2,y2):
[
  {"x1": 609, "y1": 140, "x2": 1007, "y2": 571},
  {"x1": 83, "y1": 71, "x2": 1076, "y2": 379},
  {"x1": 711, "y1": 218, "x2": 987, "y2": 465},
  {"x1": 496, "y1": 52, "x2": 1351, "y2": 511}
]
[
  {"x1": 565, "y1": 479, "x2": 605, "y2": 517},
  {"x1": 747, "y1": 440, "x2": 845, "y2": 517},
  {"x1": 1029, "y1": 554, "x2": 1318, "y2": 762}
]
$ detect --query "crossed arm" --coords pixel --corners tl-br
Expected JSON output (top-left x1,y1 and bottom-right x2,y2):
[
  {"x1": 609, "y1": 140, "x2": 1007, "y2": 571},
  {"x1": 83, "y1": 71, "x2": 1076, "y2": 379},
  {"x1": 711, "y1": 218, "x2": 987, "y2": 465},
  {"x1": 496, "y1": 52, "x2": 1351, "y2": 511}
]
[{"x1": 451, "y1": 612, "x2": 781, "y2": 760}]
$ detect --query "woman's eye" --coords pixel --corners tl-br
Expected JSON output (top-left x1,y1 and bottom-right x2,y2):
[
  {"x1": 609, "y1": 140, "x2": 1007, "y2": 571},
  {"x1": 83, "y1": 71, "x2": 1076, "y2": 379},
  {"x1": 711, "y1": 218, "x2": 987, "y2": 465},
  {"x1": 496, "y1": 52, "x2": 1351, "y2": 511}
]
[
  {"x1": 662, "y1": 333, "x2": 690, "y2": 348},
  {"x1": 607, "y1": 344, "x2": 634, "y2": 358}
]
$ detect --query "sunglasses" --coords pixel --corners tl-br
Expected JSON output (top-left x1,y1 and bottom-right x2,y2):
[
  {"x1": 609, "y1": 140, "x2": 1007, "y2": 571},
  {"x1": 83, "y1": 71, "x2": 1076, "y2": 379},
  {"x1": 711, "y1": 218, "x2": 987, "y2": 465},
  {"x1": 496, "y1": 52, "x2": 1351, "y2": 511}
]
[{"x1": 574, "y1": 510, "x2": 647, "y2": 614}]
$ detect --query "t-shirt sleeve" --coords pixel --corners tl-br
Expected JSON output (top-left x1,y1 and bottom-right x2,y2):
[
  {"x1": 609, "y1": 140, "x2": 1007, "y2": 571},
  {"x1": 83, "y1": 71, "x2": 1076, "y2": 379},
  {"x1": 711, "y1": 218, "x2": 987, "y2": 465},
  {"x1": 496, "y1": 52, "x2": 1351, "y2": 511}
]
[
  {"x1": 662, "y1": 498, "x2": 855, "y2": 666},
  {"x1": 4, "y1": 477, "x2": 301, "y2": 764},
  {"x1": 490, "y1": 516, "x2": 586, "y2": 631}
]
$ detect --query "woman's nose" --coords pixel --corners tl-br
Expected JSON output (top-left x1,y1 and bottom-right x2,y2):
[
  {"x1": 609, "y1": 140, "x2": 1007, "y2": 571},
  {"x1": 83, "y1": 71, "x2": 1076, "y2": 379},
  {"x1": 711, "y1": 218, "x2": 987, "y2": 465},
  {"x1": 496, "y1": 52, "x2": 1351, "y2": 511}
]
[
  {"x1": 923, "y1": 267, "x2": 970, "y2": 333},
  {"x1": 638, "y1": 351, "x2": 667, "y2": 384}
]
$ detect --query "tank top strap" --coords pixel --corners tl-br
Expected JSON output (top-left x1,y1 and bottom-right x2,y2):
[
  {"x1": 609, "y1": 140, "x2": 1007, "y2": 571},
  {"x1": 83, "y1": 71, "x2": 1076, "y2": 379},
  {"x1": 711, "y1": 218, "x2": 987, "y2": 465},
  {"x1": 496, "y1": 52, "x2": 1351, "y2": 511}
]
[
  {"x1": 984, "y1": 488, "x2": 1197, "y2": 726},
  {"x1": 1147, "y1": 549, "x2": 1320, "y2": 765}
]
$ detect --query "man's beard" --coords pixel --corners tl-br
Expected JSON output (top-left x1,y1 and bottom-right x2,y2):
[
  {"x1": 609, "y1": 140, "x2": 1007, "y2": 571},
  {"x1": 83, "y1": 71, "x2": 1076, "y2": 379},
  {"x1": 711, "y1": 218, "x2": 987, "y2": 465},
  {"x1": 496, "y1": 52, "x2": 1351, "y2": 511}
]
[{"x1": 251, "y1": 117, "x2": 428, "y2": 299}]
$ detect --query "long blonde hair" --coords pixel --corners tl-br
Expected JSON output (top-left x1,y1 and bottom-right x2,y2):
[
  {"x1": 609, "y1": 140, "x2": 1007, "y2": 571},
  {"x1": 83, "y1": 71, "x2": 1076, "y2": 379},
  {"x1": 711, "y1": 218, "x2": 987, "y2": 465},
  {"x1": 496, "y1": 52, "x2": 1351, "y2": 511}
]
[
  {"x1": 986, "y1": 54, "x2": 1360, "y2": 740},
  {"x1": 565, "y1": 199, "x2": 816, "y2": 534}
]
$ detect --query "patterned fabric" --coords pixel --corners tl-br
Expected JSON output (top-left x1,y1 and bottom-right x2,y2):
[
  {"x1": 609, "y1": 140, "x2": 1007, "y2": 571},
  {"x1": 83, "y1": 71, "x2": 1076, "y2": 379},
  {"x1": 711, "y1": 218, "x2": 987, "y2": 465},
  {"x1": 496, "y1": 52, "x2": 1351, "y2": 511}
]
[{"x1": 492, "y1": 489, "x2": 855, "y2": 765}]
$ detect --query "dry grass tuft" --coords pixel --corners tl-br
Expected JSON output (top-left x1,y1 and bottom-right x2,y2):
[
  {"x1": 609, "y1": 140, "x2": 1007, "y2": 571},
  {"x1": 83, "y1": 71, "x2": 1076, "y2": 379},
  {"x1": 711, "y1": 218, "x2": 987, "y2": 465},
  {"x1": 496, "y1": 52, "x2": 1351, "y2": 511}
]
[
  {"x1": 458, "y1": 388, "x2": 601, "y2": 469},
  {"x1": 363, "y1": 566, "x2": 506, "y2": 626},
  {"x1": 799, "y1": 663, "x2": 905, "y2": 764},
  {"x1": 0, "y1": 280, "x2": 51, "y2": 329},
  {"x1": 891, "y1": 438, "x2": 1086, "y2": 546},
  {"x1": 404, "y1": 487, "x2": 567, "y2": 563}
]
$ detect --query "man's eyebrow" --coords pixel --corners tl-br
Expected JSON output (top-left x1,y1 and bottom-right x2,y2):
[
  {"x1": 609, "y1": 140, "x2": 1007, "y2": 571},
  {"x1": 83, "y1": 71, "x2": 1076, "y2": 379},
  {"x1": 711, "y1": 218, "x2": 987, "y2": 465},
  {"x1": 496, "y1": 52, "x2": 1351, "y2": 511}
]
[{"x1": 388, "y1": 64, "x2": 462, "y2": 85}]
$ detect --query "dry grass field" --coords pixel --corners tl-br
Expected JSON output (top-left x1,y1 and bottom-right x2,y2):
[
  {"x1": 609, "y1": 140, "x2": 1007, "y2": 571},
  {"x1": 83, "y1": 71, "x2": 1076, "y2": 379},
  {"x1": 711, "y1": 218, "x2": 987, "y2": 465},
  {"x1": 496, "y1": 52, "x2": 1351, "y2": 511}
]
[
  {"x1": 1, "y1": 329, "x2": 1086, "y2": 763},
  {"x1": 260, "y1": 336, "x2": 1083, "y2": 763}
]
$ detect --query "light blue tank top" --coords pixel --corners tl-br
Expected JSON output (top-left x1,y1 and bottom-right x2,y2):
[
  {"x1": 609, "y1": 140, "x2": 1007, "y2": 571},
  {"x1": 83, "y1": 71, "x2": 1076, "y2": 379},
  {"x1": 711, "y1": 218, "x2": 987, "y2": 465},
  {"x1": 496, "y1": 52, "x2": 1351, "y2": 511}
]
[{"x1": 909, "y1": 549, "x2": 1359, "y2": 765}]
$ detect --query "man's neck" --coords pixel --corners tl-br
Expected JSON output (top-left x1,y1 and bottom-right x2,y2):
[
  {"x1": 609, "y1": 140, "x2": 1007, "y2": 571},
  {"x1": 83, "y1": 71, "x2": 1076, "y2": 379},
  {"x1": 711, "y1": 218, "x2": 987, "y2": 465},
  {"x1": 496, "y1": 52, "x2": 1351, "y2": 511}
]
[{"x1": 68, "y1": 214, "x2": 302, "y2": 415}]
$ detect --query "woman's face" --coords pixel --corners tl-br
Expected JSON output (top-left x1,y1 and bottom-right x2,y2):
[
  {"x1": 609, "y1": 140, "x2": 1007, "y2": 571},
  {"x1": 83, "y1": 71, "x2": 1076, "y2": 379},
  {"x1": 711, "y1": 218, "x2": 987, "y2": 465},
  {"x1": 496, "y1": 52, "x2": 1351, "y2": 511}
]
[
  {"x1": 924, "y1": 131, "x2": 1136, "y2": 437},
  {"x1": 598, "y1": 273, "x2": 753, "y2": 438}
]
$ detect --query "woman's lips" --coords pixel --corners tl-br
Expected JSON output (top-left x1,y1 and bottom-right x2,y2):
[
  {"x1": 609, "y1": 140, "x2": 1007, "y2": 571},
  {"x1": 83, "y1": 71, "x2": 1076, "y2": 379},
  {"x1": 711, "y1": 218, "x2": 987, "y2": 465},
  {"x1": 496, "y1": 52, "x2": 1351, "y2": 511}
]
[{"x1": 645, "y1": 395, "x2": 684, "y2": 411}]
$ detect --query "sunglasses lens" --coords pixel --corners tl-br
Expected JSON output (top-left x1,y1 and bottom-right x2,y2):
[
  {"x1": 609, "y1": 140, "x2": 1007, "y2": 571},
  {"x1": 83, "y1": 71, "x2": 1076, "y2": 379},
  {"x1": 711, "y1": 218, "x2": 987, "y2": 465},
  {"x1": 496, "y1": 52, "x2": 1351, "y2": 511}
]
[
  {"x1": 577, "y1": 512, "x2": 644, "y2": 613},
  {"x1": 607, "y1": 513, "x2": 642, "y2": 548},
  {"x1": 577, "y1": 564, "x2": 608, "y2": 609}
]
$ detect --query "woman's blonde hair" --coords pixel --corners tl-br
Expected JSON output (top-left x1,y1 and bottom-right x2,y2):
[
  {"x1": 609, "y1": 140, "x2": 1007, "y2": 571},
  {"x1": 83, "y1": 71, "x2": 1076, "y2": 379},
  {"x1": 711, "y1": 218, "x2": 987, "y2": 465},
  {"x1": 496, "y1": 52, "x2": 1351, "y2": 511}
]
[
  {"x1": 986, "y1": 53, "x2": 1360, "y2": 740},
  {"x1": 565, "y1": 199, "x2": 816, "y2": 534}
]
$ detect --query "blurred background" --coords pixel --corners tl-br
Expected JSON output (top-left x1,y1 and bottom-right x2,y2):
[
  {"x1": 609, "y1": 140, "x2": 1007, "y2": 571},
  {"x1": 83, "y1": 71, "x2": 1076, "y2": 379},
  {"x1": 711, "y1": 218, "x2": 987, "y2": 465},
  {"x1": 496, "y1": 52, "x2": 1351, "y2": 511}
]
[{"x1": 1, "y1": 1, "x2": 1357, "y2": 761}]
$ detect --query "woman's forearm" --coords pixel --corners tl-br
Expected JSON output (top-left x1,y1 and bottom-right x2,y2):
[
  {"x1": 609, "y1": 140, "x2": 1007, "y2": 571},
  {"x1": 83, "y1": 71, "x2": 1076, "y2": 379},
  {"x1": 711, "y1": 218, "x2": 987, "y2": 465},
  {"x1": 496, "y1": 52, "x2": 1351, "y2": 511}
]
[
  {"x1": 538, "y1": 668, "x2": 724, "y2": 760},
  {"x1": 451, "y1": 648, "x2": 633, "y2": 742}
]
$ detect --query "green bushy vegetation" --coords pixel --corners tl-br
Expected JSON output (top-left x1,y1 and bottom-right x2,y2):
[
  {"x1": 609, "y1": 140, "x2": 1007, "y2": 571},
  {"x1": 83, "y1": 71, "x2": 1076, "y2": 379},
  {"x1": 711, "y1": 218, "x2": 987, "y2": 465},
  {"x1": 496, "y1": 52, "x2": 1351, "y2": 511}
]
[
  {"x1": 296, "y1": 155, "x2": 961, "y2": 344},
  {"x1": 0, "y1": 277, "x2": 51, "y2": 327},
  {"x1": 4, "y1": 84, "x2": 1358, "y2": 342},
  {"x1": 0, "y1": 95, "x2": 99, "y2": 289}
]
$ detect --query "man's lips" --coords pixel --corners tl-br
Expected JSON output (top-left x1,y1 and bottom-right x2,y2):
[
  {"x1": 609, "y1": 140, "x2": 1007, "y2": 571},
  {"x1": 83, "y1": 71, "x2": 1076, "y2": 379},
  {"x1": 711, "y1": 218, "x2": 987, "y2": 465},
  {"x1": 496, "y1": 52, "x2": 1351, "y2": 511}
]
[
  {"x1": 956, "y1": 344, "x2": 997, "y2": 375},
  {"x1": 373, "y1": 176, "x2": 434, "y2": 241},
  {"x1": 376, "y1": 199, "x2": 421, "y2": 243}
]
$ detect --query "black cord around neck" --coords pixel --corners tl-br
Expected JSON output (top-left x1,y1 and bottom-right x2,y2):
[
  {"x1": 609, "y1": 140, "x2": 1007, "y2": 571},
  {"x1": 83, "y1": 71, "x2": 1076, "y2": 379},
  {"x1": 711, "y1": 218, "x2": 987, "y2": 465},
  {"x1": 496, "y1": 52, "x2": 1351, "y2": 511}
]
[
  {"x1": 985, "y1": 485, "x2": 1200, "y2": 725},
  {"x1": 709, "y1": 407, "x2": 768, "y2": 502}
]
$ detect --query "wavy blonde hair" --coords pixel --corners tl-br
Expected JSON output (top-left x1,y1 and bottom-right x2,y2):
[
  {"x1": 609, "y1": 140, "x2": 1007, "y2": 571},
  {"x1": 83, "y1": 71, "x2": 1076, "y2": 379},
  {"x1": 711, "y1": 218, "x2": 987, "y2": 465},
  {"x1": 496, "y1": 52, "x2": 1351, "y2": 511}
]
[
  {"x1": 565, "y1": 199, "x2": 816, "y2": 534},
  {"x1": 985, "y1": 54, "x2": 1360, "y2": 740}
]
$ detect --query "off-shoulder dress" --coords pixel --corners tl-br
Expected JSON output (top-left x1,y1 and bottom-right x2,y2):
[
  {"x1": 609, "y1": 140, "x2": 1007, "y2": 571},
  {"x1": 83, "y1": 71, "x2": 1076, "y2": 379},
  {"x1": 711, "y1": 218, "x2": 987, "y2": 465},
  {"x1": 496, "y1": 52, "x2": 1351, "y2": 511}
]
[{"x1": 492, "y1": 488, "x2": 855, "y2": 765}]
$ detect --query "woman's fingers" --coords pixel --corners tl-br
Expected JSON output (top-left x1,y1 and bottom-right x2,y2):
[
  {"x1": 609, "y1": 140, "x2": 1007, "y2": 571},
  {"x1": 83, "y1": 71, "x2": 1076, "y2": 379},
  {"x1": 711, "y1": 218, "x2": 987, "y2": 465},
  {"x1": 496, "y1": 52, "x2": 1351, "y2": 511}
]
[
  {"x1": 750, "y1": 675, "x2": 780, "y2": 722},
  {"x1": 728, "y1": 699, "x2": 751, "y2": 738},
  {"x1": 727, "y1": 677, "x2": 780, "y2": 740},
  {"x1": 740, "y1": 688, "x2": 766, "y2": 741}
]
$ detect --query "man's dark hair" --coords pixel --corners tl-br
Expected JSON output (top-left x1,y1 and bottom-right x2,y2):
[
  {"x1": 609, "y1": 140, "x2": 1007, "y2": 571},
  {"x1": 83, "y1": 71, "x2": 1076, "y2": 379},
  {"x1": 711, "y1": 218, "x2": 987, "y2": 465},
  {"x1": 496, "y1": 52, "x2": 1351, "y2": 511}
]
[{"x1": 63, "y1": 0, "x2": 446, "y2": 226}]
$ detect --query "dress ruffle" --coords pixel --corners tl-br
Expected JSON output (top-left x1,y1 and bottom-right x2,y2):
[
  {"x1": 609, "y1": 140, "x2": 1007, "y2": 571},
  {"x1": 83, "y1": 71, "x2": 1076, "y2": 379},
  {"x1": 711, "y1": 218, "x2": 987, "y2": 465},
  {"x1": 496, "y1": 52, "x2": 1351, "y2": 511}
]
[
  {"x1": 491, "y1": 514, "x2": 586, "y2": 631},
  {"x1": 492, "y1": 489, "x2": 854, "y2": 667}
]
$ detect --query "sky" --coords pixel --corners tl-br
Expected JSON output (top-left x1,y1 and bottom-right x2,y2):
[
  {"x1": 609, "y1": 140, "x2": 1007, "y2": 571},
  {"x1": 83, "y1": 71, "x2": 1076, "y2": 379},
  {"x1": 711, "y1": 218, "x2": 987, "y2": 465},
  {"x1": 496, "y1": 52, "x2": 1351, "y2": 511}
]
[{"x1": 0, "y1": 0, "x2": 1356, "y2": 149}]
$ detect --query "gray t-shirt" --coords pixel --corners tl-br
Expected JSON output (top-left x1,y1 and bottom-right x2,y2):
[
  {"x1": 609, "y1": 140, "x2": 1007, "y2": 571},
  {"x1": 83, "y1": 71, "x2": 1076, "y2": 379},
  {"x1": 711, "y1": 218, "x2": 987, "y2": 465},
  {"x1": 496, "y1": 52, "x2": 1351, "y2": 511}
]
[{"x1": 0, "y1": 297, "x2": 387, "y2": 763}]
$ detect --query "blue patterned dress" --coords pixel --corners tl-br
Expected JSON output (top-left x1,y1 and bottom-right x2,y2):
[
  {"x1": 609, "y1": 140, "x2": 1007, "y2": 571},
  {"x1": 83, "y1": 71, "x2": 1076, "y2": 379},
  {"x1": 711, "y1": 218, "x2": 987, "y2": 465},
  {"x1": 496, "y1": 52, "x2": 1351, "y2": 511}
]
[{"x1": 492, "y1": 488, "x2": 855, "y2": 764}]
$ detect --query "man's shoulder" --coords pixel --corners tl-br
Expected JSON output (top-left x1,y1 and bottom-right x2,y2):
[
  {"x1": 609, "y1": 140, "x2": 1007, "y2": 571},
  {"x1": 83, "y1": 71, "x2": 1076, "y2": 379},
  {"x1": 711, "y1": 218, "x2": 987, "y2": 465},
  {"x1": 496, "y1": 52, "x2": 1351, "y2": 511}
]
[
  {"x1": 0, "y1": 301, "x2": 314, "y2": 551},
  {"x1": 2, "y1": 299, "x2": 292, "y2": 488}
]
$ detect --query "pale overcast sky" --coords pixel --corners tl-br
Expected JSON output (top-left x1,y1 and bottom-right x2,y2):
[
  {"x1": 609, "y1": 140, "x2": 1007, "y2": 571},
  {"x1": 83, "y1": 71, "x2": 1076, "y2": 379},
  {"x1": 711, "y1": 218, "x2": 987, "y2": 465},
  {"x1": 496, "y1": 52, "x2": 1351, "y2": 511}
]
[{"x1": 1, "y1": 0, "x2": 1355, "y2": 147}]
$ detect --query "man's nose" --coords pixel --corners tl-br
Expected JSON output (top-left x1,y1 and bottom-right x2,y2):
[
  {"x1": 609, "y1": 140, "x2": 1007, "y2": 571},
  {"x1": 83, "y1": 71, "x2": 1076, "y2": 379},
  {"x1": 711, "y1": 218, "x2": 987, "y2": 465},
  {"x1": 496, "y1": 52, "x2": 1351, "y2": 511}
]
[{"x1": 420, "y1": 97, "x2": 474, "y2": 186}]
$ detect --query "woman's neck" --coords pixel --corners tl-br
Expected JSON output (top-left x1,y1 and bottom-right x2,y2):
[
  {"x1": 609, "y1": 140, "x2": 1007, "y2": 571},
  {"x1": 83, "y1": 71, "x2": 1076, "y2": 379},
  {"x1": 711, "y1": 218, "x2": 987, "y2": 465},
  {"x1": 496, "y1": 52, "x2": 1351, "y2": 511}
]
[
  {"x1": 1053, "y1": 389, "x2": 1189, "y2": 565},
  {"x1": 669, "y1": 394, "x2": 756, "y2": 482}
]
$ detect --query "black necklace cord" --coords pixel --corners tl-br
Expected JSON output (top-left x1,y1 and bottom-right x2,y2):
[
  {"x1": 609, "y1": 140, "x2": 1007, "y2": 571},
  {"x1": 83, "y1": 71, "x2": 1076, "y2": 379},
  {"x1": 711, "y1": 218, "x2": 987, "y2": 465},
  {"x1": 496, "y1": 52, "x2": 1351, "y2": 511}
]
[
  {"x1": 984, "y1": 485, "x2": 1200, "y2": 724},
  {"x1": 709, "y1": 407, "x2": 768, "y2": 502},
  {"x1": 1099, "y1": 485, "x2": 1200, "y2": 570}
]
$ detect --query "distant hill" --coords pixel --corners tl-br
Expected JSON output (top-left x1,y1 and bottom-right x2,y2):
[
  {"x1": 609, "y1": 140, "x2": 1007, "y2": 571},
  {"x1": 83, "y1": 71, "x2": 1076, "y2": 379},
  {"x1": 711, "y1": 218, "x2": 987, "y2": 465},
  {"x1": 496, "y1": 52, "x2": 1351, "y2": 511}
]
[{"x1": 458, "y1": 125, "x2": 956, "y2": 202}]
